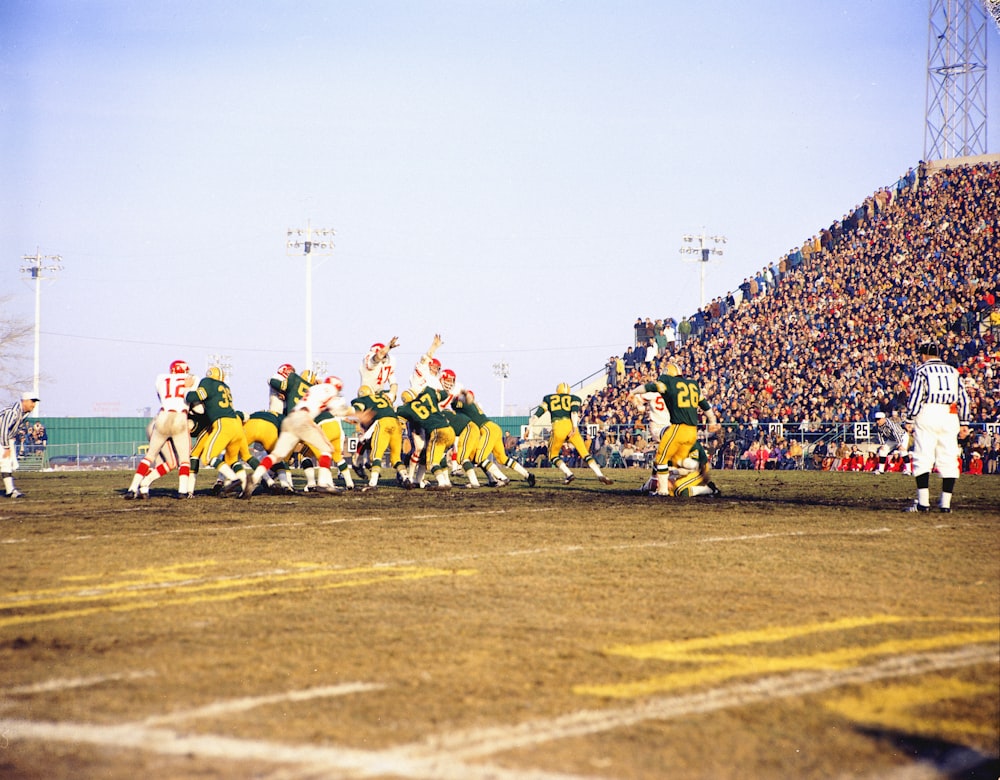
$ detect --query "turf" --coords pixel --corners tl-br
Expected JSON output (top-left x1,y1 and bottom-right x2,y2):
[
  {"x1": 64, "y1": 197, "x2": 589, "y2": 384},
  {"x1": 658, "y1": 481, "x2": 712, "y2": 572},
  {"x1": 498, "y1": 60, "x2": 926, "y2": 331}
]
[{"x1": 1, "y1": 468, "x2": 997, "y2": 779}]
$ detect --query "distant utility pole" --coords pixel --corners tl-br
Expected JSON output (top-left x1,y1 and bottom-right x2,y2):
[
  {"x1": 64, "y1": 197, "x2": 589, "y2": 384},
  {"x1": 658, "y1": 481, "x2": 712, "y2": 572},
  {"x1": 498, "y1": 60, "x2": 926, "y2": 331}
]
[
  {"x1": 924, "y1": 0, "x2": 990, "y2": 160},
  {"x1": 20, "y1": 249, "x2": 62, "y2": 399},
  {"x1": 679, "y1": 230, "x2": 726, "y2": 309},
  {"x1": 493, "y1": 360, "x2": 510, "y2": 417},
  {"x1": 286, "y1": 221, "x2": 335, "y2": 372}
]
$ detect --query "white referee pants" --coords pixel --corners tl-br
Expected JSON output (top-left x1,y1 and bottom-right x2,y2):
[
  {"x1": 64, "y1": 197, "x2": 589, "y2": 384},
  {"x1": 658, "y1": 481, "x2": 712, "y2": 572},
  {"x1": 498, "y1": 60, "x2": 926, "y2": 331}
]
[{"x1": 910, "y1": 406, "x2": 960, "y2": 479}]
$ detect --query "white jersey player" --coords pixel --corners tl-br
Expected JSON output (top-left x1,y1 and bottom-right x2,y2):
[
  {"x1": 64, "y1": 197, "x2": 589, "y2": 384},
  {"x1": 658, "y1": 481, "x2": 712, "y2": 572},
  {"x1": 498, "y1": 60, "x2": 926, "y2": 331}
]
[
  {"x1": 903, "y1": 341, "x2": 971, "y2": 512},
  {"x1": 269, "y1": 363, "x2": 296, "y2": 414},
  {"x1": 125, "y1": 360, "x2": 194, "y2": 499},
  {"x1": 359, "y1": 337, "x2": 399, "y2": 401},
  {"x1": 438, "y1": 368, "x2": 464, "y2": 410},
  {"x1": 627, "y1": 384, "x2": 673, "y2": 493},
  {"x1": 408, "y1": 334, "x2": 444, "y2": 396},
  {"x1": 244, "y1": 376, "x2": 355, "y2": 497}
]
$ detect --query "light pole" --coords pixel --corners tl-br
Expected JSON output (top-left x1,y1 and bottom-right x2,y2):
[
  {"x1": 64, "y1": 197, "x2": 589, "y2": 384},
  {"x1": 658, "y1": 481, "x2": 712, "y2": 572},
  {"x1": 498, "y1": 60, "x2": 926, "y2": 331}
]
[
  {"x1": 207, "y1": 354, "x2": 233, "y2": 379},
  {"x1": 286, "y1": 222, "x2": 335, "y2": 372},
  {"x1": 679, "y1": 230, "x2": 726, "y2": 309},
  {"x1": 20, "y1": 249, "x2": 62, "y2": 400},
  {"x1": 492, "y1": 360, "x2": 510, "y2": 417}
]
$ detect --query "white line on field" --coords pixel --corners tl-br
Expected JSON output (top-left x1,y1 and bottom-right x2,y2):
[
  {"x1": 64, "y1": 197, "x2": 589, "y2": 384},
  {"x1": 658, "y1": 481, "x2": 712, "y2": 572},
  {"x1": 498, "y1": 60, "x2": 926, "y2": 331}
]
[
  {"x1": 391, "y1": 645, "x2": 999, "y2": 763},
  {"x1": 2, "y1": 671, "x2": 156, "y2": 695},
  {"x1": 0, "y1": 645, "x2": 994, "y2": 780},
  {"x1": 141, "y1": 682, "x2": 386, "y2": 726}
]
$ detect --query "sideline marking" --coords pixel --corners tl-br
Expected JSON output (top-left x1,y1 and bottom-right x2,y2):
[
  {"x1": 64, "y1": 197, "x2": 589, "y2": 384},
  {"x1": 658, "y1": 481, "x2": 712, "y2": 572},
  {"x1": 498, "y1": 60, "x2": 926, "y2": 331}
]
[
  {"x1": 3, "y1": 671, "x2": 155, "y2": 695},
  {"x1": 0, "y1": 564, "x2": 477, "y2": 630},
  {"x1": 574, "y1": 616, "x2": 997, "y2": 698},
  {"x1": 823, "y1": 677, "x2": 996, "y2": 738},
  {"x1": 1, "y1": 646, "x2": 993, "y2": 780},
  {"x1": 142, "y1": 682, "x2": 386, "y2": 726}
]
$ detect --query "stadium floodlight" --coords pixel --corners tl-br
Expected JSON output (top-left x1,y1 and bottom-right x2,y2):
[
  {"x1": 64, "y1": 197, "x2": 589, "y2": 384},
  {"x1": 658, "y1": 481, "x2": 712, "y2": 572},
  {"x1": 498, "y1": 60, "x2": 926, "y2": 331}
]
[
  {"x1": 679, "y1": 231, "x2": 726, "y2": 309},
  {"x1": 19, "y1": 249, "x2": 63, "y2": 405},
  {"x1": 286, "y1": 221, "x2": 335, "y2": 373},
  {"x1": 924, "y1": 0, "x2": 989, "y2": 159},
  {"x1": 493, "y1": 360, "x2": 510, "y2": 417}
]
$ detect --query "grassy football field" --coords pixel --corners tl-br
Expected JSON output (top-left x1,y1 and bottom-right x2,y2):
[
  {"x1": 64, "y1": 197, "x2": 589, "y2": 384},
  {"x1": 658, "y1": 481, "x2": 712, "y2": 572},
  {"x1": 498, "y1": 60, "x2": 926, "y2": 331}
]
[{"x1": 1, "y1": 468, "x2": 998, "y2": 780}]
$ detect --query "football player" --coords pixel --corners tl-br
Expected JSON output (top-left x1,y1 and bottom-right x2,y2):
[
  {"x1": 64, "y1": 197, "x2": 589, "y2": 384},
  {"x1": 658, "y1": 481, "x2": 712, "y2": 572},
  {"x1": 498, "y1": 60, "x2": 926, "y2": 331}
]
[
  {"x1": 533, "y1": 383, "x2": 612, "y2": 485},
  {"x1": 359, "y1": 338, "x2": 399, "y2": 401},
  {"x1": 125, "y1": 360, "x2": 194, "y2": 499},
  {"x1": 243, "y1": 376, "x2": 358, "y2": 498}
]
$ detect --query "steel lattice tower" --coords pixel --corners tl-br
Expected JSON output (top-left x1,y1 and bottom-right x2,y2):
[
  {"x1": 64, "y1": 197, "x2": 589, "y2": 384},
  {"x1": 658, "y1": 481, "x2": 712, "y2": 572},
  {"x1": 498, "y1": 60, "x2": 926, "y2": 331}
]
[{"x1": 924, "y1": 0, "x2": 990, "y2": 159}]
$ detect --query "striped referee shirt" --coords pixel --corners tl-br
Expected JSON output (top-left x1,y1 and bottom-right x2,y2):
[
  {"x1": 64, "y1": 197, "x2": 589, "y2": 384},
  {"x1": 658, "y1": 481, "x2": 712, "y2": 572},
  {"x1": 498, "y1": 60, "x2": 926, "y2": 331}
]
[
  {"x1": 0, "y1": 400, "x2": 29, "y2": 448},
  {"x1": 906, "y1": 359, "x2": 971, "y2": 420},
  {"x1": 876, "y1": 417, "x2": 907, "y2": 447}
]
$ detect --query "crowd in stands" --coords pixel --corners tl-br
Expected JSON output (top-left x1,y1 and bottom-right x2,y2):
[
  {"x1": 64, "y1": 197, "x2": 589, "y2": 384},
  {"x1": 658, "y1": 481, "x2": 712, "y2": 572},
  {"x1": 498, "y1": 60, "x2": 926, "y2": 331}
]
[
  {"x1": 14, "y1": 421, "x2": 47, "y2": 457},
  {"x1": 583, "y1": 160, "x2": 999, "y2": 469}
]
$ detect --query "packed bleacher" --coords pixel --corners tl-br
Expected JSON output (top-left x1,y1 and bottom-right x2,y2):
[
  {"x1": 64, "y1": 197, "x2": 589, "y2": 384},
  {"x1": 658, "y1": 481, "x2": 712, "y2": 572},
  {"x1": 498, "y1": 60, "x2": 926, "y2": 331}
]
[{"x1": 582, "y1": 159, "x2": 999, "y2": 470}]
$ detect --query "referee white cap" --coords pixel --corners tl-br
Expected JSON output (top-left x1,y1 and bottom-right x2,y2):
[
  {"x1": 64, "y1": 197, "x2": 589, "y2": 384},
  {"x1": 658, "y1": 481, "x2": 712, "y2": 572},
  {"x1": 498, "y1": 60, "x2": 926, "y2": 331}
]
[{"x1": 874, "y1": 412, "x2": 886, "y2": 420}]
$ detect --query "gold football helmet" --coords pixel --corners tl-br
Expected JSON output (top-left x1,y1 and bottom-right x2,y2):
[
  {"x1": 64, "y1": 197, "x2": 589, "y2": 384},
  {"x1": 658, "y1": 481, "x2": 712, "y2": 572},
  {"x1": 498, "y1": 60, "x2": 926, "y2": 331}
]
[
  {"x1": 206, "y1": 365, "x2": 225, "y2": 381},
  {"x1": 556, "y1": 382, "x2": 571, "y2": 394}
]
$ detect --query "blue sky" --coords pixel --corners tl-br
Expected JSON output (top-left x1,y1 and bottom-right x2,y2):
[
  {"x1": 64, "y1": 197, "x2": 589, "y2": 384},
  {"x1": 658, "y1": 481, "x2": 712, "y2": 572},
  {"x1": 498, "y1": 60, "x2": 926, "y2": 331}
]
[{"x1": 2, "y1": 1, "x2": 998, "y2": 417}]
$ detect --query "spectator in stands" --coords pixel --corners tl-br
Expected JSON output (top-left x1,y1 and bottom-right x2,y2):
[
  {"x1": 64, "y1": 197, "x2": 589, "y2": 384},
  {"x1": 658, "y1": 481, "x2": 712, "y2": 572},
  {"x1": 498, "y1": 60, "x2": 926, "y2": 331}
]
[{"x1": 28, "y1": 422, "x2": 47, "y2": 455}]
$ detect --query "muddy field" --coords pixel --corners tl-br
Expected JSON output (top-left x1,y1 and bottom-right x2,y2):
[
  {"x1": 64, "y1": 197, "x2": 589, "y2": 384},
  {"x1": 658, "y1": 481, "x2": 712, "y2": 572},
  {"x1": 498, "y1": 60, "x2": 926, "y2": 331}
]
[{"x1": 1, "y1": 468, "x2": 998, "y2": 779}]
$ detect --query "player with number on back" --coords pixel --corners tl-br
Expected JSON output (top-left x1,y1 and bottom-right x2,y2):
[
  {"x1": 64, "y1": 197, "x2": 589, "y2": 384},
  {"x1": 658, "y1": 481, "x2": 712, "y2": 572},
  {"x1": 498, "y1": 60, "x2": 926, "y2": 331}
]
[
  {"x1": 533, "y1": 383, "x2": 613, "y2": 485},
  {"x1": 635, "y1": 362, "x2": 719, "y2": 498},
  {"x1": 125, "y1": 360, "x2": 195, "y2": 500},
  {"x1": 903, "y1": 340, "x2": 971, "y2": 513}
]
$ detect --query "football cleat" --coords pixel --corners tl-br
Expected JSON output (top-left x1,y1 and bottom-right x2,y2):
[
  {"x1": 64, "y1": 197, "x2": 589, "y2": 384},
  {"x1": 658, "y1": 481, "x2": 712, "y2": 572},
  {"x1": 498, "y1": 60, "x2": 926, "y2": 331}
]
[
  {"x1": 526, "y1": 473, "x2": 536, "y2": 487},
  {"x1": 170, "y1": 360, "x2": 190, "y2": 375},
  {"x1": 7, "y1": 490, "x2": 25, "y2": 499},
  {"x1": 903, "y1": 502, "x2": 930, "y2": 513},
  {"x1": 311, "y1": 485, "x2": 344, "y2": 495},
  {"x1": 939, "y1": 507, "x2": 952, "y2": 513},
  {"x1": 563, "y1": 473, "x2": 575, "y2": 485},
  {"x1": 708, "y1": 481, "x2": 723, "y2": 497},
  {"x1": 598, "y1": 476, "x2": 614, "y2": 485}
]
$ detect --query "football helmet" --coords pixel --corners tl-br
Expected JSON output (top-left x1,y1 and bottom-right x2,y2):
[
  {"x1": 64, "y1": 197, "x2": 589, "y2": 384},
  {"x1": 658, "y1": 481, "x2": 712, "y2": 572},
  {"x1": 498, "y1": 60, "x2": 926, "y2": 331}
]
[
  {"x1": 170, "y1": 360, "x2": 190, "y2": 375},
  {"x1": 206, "y1": 365, "x2": 225, "y2": 381},
  {"x1": 663, "y1": 363, "x2": 681, "y2": 377},
  {"x1": 323, "y1": 376, "x2": 343, "y2": 393},
  {"x1": 428, "y1": 357, "x2": 442, "y2": 372},
  {"x1": 441, "y1": 369, "x2": 457, "y2": 390},
  {"x1": 401, "y1": 389, "x2": 416, "y2": 403},
  {"x1": 277, "y1": 363, "x2": 295, "y2": 379},
  {"x1": 556, "y1": 382, "x2": 571, "y2": 394},
  {"x1": 357, "y1": 384, "x2": 373, "y2": 397},
  {"x1": 301, "y1": 369, "x2": 317, "y2": 384},
  {"x1": 370, "y1": 342, "x2": 385, "y2": 352}
]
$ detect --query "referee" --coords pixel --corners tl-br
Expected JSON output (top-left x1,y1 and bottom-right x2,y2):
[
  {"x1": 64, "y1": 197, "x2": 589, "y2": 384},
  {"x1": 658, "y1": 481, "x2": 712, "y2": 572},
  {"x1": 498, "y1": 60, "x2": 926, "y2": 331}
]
[
  {"x1": 874, "y1": 412, "x2": 910, "y2": 474},
  {"x1": 904, "y1": 341, "x2": 971, "y2": 513},
  {"x1": 1, "y1": 392, "x2": 40, "y2": 499}
]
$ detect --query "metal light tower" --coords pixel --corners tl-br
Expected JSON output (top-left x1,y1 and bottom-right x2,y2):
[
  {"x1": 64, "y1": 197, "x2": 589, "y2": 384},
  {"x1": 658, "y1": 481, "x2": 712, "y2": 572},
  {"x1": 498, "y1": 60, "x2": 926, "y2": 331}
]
[
  {"x1": 20, "y1": 249, "x2": 62, "y2": 399},
  {"x1": 207, "y1": 354, "x2": 233, "y2": 379},
  {"x1": 493, "y1": 360, "x2": 510, "y2": 417},
  {"x1": 924, "y1": 0, "x2": 990, "y2": 160},
  {"x1": 286, "y1": 222, "x2": 335, "y2": 372},
  {"x1": 679, "y1": 231, "x2": 726, "y2": 309}
]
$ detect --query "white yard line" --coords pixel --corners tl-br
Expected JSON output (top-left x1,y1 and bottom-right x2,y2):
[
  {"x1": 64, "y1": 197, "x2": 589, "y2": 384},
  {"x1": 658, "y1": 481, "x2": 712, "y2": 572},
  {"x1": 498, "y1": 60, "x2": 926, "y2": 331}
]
[
  {"x1": 141, "y1": 682, "x2": 386, "y2": 726},
  {"x1": 2, "y1": 671, "x2": 155, "y2": 695},
  {"x1": 1, "y1": 645, "x2": 994, "y2": 780}
]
